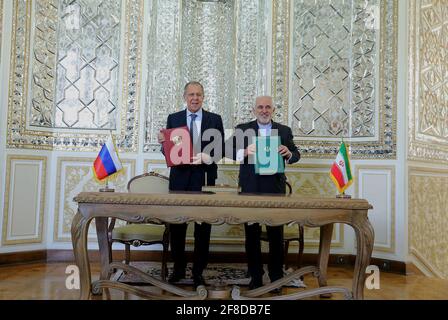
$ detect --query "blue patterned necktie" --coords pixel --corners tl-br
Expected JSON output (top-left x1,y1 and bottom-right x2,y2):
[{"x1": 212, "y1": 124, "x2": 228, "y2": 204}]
[{"x1": 189, "y1": 113, "x2": 199, "y2": 153}]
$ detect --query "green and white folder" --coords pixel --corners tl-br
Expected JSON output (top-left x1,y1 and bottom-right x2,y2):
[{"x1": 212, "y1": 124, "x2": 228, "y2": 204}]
[{"x1": 254, "y1": 136, "x2": 284, "y2": 175}]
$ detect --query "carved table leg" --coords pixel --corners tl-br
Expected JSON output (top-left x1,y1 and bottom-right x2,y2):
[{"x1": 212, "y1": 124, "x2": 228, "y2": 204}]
[
  {"x1": 71, "y1": 210, "x2": 91, "y2": 300},
  {"x1": 94, "y1": 217, "x2": 112, "y2": 295},
  {"x1": 95, "y1": 217, "x2": 112, "y2": 280},
  {"x1": 352, "y1": 212, "x2": 374, "y2": 300},
  {"x1": 317, "y1": 224, "x2": 334, "y2": 289}
]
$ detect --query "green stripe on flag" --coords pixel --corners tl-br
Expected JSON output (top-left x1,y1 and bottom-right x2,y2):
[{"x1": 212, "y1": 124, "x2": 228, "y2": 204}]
[{"x1": 340, "y1": 142, "x2": 352, "y2": 181}]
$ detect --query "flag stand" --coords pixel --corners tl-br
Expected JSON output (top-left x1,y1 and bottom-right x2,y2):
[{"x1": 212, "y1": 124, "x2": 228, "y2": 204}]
[
  {"x1": 99, "y1": 178, "x2": 115, "y2": 192},
  {"x1": 336, "y1": 192, "x2": 351, "y2": 199}
]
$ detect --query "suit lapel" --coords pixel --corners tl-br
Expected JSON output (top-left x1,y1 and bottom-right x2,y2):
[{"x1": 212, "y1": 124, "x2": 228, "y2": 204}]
[
  {"x1": 251, "y1": 120, "x2": 259, "y2": 136},
  {"x1": 201, "y1": 109, "x2": 209, "y2": 132},
  {"x1": 179, "y1": 109, "x2": 187, "y2": 127},
  {"x1": 271, "y1": 121, "x2": 283, "y2": 144},
  {"x1": 271, "y1": 121, "x2": 279, "y2": 136}
]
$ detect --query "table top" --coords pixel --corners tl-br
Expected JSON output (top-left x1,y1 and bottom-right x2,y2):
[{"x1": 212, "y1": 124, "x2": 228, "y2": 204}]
[{"x1": 74, "y1": 191, "x2": 372, "y2": 210}]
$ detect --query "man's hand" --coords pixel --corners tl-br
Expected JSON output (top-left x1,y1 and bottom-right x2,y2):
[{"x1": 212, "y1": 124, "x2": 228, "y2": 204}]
[
  {"x1": 244, "y1": 144, "x2": 256, "y2": 157},
  {"x1": 157, "y1": 131, "x2": 165, "y2": 143},
  {"x1": 278, "y1": 145, "x2": 292, "y2": 160},
  {"x1": 192, "y1": 153, "x2": 212, "y2": 165}
]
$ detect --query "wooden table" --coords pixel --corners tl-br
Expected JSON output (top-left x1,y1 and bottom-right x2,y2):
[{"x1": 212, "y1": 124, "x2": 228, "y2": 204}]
[{"x1": 72, "y1": 192, "x2": 373, "y2": 300}]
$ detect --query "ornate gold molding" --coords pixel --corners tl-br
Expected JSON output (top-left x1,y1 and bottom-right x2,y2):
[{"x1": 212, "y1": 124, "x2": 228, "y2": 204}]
[{"x1": 2, "y1": 155, "x2": 47, "y2": 245}]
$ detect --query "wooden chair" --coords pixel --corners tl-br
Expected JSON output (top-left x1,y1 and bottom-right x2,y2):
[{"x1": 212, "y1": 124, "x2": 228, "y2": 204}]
[
  {"x1": 260, "y1": 181, "x2": 304, "y2": 270},
  {"x1": 108, "y1": 172, "x2": 170, "y2": 280}
]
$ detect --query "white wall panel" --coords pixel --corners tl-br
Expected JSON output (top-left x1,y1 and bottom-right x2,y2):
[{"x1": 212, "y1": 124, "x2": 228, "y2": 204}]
[
  {"x1": 356, "y1": 166, "x2": 395, "y2": 253},
  {"x1": 2, "y1": 156, "x2": 46, "y2": 244}
]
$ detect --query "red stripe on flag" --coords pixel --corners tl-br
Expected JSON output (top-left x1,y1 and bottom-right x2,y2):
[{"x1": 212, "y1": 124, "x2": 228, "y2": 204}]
[
  {"x1": 331, "y1": 164, "x2": 344, "y2": 188},
  {"x1": 94, "y1": 157, "x2": 108, "y2": 180}
]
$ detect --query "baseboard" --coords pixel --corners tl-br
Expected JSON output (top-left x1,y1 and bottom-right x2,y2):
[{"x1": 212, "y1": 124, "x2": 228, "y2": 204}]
[
  {"x1": 0, "y1": 249, "x2": 406, "y2": 274},
  {"x1": 0, "y1": 250, "x2": 47, "y2": 265},
  {"x1": 405, "y1": 262, "x2": 426, "y2": 276}
]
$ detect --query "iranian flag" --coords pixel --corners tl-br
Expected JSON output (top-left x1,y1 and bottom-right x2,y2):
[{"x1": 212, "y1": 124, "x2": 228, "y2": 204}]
[{"x1": 330, "y1": 141, "x2": 353, "y2": 193}]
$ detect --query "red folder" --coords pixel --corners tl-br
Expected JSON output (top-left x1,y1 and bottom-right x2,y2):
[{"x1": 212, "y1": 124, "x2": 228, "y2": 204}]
[{"x1": 161, "y1": 126, "x2": 193, "y2": 167}]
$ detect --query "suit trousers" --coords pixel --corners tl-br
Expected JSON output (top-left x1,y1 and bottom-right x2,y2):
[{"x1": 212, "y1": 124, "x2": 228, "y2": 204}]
[
  {"x1": 169, "y1": 165, "x2": 212, "y2": 277},
  {"x1": 245, "y1": 223, "x2": 284, "y2": 282}
]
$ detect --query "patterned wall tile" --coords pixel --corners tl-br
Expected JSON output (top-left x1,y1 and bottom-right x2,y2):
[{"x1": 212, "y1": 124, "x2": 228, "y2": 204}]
[{"x1": 409, "y1": 168, "x2": 448, "y2": 279}]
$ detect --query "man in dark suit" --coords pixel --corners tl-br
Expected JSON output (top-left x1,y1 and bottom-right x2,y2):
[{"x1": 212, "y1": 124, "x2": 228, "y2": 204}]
[
  {"x1": 228, "y1": 96, "x2": 300, "y2": 290},
  {"x1": 158, "y1": 81, "x2": 224, "y2": 288}
]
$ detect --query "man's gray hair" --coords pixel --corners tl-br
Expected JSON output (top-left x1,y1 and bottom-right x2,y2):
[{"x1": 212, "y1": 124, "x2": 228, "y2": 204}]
[
  {"x1": 183, "y1": 81, "x2": 204, "y2": 97},
  {"x1": 253, "y1": 95, "x2": 274, "y2": 108}
]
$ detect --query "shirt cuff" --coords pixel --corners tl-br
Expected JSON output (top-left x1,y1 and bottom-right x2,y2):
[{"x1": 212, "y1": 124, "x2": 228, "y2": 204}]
[{"x1": 236, "y1": 149, "x2": 245, "y2": 162}]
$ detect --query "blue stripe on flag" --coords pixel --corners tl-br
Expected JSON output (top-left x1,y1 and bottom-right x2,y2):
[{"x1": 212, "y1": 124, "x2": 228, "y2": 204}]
[{"x1": 99, "y1": 145, "x2": 117, "y2": 175}]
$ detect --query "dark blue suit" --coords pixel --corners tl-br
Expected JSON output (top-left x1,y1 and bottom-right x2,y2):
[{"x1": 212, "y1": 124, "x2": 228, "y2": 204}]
[
  {"x1": 165, "y1": 109, "x2": 224, "y2": 278},
  {"x1": 229, "y1": 120, "x2": 300, "y2": 282}
]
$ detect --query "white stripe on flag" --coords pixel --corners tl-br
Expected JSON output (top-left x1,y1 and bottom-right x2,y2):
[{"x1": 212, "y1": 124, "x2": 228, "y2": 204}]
[
  {"x1": 334, "y1": 152, "x2": 348, "y2": 184},
  {"x1": 105, "y1": 137, "x2": 123, "y2": 171}
]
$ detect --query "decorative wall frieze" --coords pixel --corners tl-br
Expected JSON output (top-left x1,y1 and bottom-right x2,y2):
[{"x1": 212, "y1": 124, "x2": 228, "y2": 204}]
[{"x1": 408, "y1": 0, "x2": 448, "y2": 164}]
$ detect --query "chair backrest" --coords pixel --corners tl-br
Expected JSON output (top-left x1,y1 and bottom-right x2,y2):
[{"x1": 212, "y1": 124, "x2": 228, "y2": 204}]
[
  {"x1": 286, "y1": 180, "x2": 292, "y2": 195},
  {"x1": 127, "y1": 172, "x2": 169, "y2": 194}
]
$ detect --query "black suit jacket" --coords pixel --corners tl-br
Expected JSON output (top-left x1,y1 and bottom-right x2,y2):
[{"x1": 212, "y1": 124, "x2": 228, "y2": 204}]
[
  {"x1": 229, "y1": 120, "x2": 300, "y2": 194},
  {"x1": 166, "y1": 109, "x2": 224, "y2": 190}
]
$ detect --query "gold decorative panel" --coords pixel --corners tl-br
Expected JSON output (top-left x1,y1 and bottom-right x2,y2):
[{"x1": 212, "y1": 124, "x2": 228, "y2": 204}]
[
  {"x1": 2, "y1": 156, "x2": 47, "y2": 245},
  {"x1": 7, "y1": 0, "x2": 143, "y2": 152},
  {"x1": 409, "y1": 167, "x2": 448, "y2": 279},
  {"x1": 409, "y1": 0, "x2": 448, "y2": 163},
  {"x1": 54, "y1": 157, "x2": 135, "y2": 241},
  {"x1": 144, "y1": 161, "x2": 343, "y2": 247}
]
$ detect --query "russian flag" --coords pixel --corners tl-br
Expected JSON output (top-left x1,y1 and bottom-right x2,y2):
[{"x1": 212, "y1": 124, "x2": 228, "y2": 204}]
[{"x1": 93, "y1": 135, "x2": 123, "y2": 180}]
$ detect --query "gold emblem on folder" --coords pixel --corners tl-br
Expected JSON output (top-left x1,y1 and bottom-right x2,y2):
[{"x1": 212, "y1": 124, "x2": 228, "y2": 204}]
[{"x1": 171, "y1": 135, "x2": 183, "y2": 146}]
